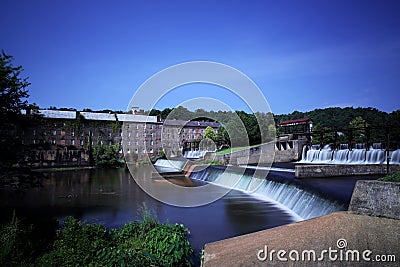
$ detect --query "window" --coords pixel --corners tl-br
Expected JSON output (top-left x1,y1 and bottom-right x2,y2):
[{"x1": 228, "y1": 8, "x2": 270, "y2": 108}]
[
  {"x1": 136, "y1": 124, "x2": 139, "y2": 129},
  {"x1": 150, "y1": 133, "x2": 154, "y2": 137},
  {"x1": 81, "y1": 132, "x2": 85, "y2": 137},
  {"x1": 71, "y1": 140, "x2": 75, "y2": 146},
  {"x1": 71, "y1": 131, "x2": 75, "y2": 137},
  {"x1": 100, "y1": 140, "x2": 103, "y2": 145},
  {"x1": 135, "y1": 141, "x2": 139, "y2": 146},
  {"x1": 128, "y1": 132, "x2": 131, "y2": 137},
  {"x1": 52, "y1": 130, "x2": 57, "y2": 136},
  {"x1": 142, "y1": 148, "x2": 146, "y2": 154},
  {"x1": 136, "y1": 132, "x2": 139, "y2": 137},
  {"x1": 150, "y1": 148, "x2": 154, "y2": 153},
  {"x1": 150, "y1": 140, "x2": 154, "y2": 145},
  {"x1": 135, "y1": 148, "x2": 138, "y2": 154},
  {"x1": 51, "y1": 139, "x2": 56, "y2": 145},
  {"x1": 33, "y1": 129, "x2": 36, "y2": 136},
  {"x1": 109, "y1": 141, "x2": 112, "y2": 145},
  {"x1": 108, "y1": 132, "x2": 112, "y2": 137},
  {"x1": 143, "y1": 133, "x2": 146, "y2": 137},
  {"x1": 33, "y1": 139, "x2": 36, "y2": 145},
  {"x1": 143, "y1": 141, "x2": 146, "y2": 145},
  {"x1": 127, "y1": 148, "x2": 131, "y2": 154},
  {"x1": 127, "y1": 141, "x2": 131, "y2": 146},
  {"x1": 80, "y1": 140, "x2": 84, "y2": 146}
]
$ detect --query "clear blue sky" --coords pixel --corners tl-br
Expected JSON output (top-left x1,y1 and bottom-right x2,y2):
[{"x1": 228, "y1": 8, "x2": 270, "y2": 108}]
[{"x1": 1, "y1": 0, "x2": 400, "y2": 114}]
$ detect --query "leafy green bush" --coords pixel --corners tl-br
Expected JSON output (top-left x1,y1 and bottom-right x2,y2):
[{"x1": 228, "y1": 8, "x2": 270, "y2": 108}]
[
  {"x1": 2, "y1": 210, "x2": 194, "y2": 267},
  {"x1": 378, "y1": 172, "x2": 400, "y2": 182},
  {"x1": 36, "y1": 217, "x2": 114, "y2": 266},
  {"x1": 36, "y1": 215, "x2": 193, "y2": 266},
  {"x1": 0, "y1": 213, "x2": 33, "y2": 267},
  {"x1": 93, "y1": 144, "x2": 124, "y2": 167},
  {"x1": 144, "y1": 223, "x2": 194, "y2": 267}
]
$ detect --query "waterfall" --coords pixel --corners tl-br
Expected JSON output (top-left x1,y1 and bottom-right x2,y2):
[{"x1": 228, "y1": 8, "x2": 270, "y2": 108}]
[
  {"x1": 154, "y1": 159, "x2": 186, "y2": 171},
  {"x1": 300, "y1": 145, "x2": 400, "y2": 164},
  {"x1": 392, "y1": 150, "x2": 400, "y2": 164},
  {"x1": 190, "y1": 167, "x2": 343, "y2": 221},
  {"x1": 183, "y1": 150, "x2": 213, "y2": 159}
]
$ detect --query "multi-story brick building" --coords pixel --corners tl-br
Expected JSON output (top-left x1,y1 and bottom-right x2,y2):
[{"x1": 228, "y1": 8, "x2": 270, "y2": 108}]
[{"x1": 18, "y1": 109, "x2": 220, "y2": 165}]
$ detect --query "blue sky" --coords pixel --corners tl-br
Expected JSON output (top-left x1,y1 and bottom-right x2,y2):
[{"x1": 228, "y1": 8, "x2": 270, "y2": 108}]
[{"x1": 1, "y1": 0, "x2": 400, "y2": 114}]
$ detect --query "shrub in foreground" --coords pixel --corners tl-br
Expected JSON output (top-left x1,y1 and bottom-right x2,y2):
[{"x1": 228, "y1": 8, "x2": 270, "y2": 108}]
[{"x1": 35, "y1": 215, "x2": 193, "y2": 266}]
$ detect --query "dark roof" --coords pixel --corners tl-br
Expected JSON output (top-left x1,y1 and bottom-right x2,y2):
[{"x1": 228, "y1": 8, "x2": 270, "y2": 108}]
[
  {"x1": 278, "y1": 118, "x2": 312, "y2": 127},
  {"x1": 163, "y1": 119, "x2": 220, "y2": 128},
  {"x1": 185, "y1": 121, "x2": 220, "y2": 128}
]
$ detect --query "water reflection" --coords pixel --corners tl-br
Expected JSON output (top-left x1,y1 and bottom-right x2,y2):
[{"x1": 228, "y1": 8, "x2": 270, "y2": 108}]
[{"x1": 0, "y1": 167, "x2": 296, "y2": 264}]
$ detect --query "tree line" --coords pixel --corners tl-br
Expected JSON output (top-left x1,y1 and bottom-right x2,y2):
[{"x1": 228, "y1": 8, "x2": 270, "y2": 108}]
[{"x1": 2, "y1": 49, "x2": 399, "y2": 169}]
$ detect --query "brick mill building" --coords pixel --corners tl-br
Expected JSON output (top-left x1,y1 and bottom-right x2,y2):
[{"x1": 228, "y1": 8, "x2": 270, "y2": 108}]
[{"x1": 18, "y1": 109, "x2": 220, "y2": 166}]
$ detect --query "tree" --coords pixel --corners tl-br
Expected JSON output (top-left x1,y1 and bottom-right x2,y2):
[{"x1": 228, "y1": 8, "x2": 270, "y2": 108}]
[
  {"x1": 349, "y1": 116, "x2": 368, "y2": 143},
  {"x1": 0, "y1": 51, "x2": 31, "y2": 121},
  {"x1": 203, "y1": 126, "x2": 216, "y2": 140},
  {"x1": 0, "y1": 51, "x2": 33, "y2": 166},
  {"x1": 92, "y1": 144, "x2": 123, "y2": 167}
]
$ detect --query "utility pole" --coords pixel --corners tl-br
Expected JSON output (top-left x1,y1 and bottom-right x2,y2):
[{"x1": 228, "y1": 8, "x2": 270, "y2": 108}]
[{"x1": 386, "y1": 127, "x2": 390, "y2": 174}]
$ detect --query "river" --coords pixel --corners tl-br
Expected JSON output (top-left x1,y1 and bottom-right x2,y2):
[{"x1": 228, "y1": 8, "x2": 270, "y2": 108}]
[{"x1": 1, "y1": 164, "x2": 381, "y2": 265}]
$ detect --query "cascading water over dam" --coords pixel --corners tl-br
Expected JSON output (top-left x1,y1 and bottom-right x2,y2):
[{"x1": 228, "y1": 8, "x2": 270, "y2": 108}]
[
  {"x1": 189, "y1": 166, "x2": 343, "y2": 221},
  {"x1": 300, "y1": 145, "x2": 400, "y2": 164},
  {"x1": 183, "y1": 149, "x2": 215, "y2": 159}
]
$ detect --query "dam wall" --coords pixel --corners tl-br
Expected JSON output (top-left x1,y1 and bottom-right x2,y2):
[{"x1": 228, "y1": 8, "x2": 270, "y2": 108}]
[{"x1": 295, "y1": 164, "x2": 400, "y2": 178}]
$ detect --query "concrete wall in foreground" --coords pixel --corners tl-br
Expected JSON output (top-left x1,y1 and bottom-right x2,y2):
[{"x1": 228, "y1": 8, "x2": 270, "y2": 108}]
[
  {"x1": 295, "y1": 164, "x2": 400, "y2": 178},
  {"x1": 349, "y1": 180, "x2": 400, "y2": 220}
]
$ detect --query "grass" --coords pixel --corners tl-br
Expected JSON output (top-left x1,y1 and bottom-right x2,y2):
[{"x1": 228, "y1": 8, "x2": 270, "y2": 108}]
[
  {"x1": 378, "y1": 172, "x2": 400, "y2": 182},
  {"x1": 32, "y1": 166, "x2": 95, "y2": 172},
  {"x1": 216, "y1": 142, "x2": 269, "y2": 155}
]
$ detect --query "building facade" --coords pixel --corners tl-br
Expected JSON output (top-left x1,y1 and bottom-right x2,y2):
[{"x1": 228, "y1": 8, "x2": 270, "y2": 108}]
[{"x1": 18, "y1": 110, "x2": 220, "y2": 164}]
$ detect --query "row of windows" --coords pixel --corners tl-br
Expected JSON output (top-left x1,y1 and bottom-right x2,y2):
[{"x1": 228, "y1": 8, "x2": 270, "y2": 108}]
[
  {"x1": 30, "y1": 130, "x2": 115, "y2": 138},
  {"x1": 123, "y1": 140, "x2": 155, "y2": 146},
  {"x1": 123, "y1": 132, "x2": 156, "y2": 138},
  {"x1": 182, "y1": 128, "x2": 205, "y2": 133},
  {"x1": 30, "y1": 139, "x2": 114, "y2": 146},
  {"x1": 125, "y1": 124, "x2": 157, "y2": 130},
  {"x1": 125, "y1": 148, "x2": 154, "y2": 154}
]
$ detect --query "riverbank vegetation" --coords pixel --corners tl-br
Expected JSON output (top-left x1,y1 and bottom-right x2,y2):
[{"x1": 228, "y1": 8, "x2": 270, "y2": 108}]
[
  {"x1": 0, "y1": 209, "x2": 194, "y2": 267},
  {"x1": 378, "y1": 172, "x2": 400, "y2": 183},
  {"x1": 92, "y1": 143, "x2": 124, "y2": 168}
]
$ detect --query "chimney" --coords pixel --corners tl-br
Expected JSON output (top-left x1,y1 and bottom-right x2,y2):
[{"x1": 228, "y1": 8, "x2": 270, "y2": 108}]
[{"x1": 131, "y1": 107, "x2": 139, "y2": 114}]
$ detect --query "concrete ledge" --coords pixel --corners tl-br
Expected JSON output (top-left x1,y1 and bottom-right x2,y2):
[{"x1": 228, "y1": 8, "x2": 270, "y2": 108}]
[
  {"x1": 349, "y1": 180, "x2": 400, "y2": 220},
  {"x1": 202, "y1": 212, "x2": 400, "y2": 266},
  {"x1": 295, "y1": 164, "x2": 400, "y2": 178}
]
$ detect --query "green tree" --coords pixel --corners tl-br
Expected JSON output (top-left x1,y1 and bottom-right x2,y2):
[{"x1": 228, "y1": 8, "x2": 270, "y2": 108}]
[
  {"x1": 349, "y1": 116, "x2": 368, "y2": 143},
  {"x1": 0, "y1": 51, "x2": 35, "y2": 166},
  {"x1": 203, "y1": 126, "x2": 216, "y2": 140},
  {"x1": 216, "y1": 126, "x2": 228, "y2": 145},
  {"x1": 92, "y1": 144, "x2": 123, "y2": 167},
  {"x1": 0, "y1": 51, "x2": 30, "y2": 120}
]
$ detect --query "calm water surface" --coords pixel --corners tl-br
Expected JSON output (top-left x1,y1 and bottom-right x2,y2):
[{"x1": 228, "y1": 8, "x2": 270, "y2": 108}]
[{"x1": 0, "y1": 167, "x2": 295, "y2": 263}]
